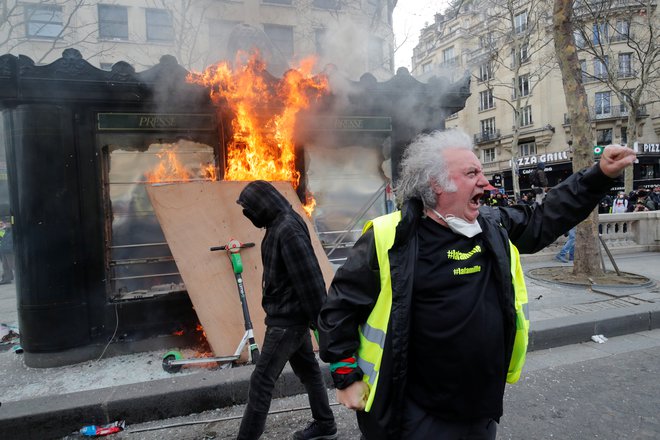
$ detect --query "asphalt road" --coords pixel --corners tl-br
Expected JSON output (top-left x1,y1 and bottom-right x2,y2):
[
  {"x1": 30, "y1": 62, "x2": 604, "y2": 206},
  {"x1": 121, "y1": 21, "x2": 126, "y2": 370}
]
[{"x1": 69, "y1": 330, "x2": 660, "y2": 440}]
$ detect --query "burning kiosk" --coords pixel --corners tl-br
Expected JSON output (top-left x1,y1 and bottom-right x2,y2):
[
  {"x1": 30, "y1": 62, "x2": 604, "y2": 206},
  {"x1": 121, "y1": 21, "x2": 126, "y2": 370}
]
[{"x1": 0, "y1": 49, "x2": 470, "y2": 367}]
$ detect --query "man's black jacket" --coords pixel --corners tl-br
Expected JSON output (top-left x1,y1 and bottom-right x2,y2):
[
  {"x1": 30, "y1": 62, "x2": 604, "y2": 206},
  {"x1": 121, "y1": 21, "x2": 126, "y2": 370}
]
[
  {"x1": 238, "y1": 181, "x2": 326, "y2": 328},
  {"x1": 318, "y1": 165, "x2": 615, "y2": 440}
]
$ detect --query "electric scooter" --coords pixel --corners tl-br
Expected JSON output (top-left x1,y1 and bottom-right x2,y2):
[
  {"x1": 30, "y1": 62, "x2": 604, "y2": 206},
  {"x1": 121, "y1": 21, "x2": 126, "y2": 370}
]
[{"x1": 162, "y1": 239, "x2": 260, "y2": 373}]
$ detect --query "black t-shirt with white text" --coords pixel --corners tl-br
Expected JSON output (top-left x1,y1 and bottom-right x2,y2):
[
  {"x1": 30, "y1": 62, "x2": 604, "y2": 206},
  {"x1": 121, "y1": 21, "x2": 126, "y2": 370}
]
[{"x1": 406, "y1": 216, "x2": 507, "y2": 421}]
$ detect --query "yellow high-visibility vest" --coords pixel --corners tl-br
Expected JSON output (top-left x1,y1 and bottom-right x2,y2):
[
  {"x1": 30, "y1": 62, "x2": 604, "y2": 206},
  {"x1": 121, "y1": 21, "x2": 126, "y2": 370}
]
[{"x1": 357, "y1": 211, "x2": 530, "y2": 412}]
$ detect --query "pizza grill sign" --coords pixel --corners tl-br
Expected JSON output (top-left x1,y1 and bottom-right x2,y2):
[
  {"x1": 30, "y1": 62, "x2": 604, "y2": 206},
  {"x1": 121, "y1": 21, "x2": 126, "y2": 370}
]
[
  {"x1": 634, "y1": 143, "x2": 660, "y2": 154},
  {"x1": 509, "y1": 150, "x2": 569, "y2": 168}
]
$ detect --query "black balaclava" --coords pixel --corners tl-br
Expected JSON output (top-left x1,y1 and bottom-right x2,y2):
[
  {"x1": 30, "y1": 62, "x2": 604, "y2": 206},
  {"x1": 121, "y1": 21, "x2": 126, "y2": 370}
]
[{"x1": 237, "y1": 180, "x2": 301, "y2": 229}]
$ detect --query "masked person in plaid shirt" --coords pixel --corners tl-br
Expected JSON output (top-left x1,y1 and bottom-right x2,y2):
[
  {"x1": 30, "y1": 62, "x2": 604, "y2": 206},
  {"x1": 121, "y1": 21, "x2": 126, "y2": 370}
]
[{"x1": 236, "y1": 180, "x2": 337, "y2": 440}]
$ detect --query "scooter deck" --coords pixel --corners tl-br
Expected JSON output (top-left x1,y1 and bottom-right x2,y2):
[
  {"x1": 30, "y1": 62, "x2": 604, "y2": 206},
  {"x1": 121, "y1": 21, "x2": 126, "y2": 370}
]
[{"x1": 166, "y1": 355, "x2": 240, "y2": 366}]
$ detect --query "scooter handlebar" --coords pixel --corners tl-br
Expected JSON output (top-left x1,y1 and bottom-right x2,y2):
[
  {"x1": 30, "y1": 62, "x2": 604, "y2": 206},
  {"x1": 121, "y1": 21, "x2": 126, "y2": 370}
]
[{"x1": 210, "y1": 242, "x2": 255, "y2": 252}]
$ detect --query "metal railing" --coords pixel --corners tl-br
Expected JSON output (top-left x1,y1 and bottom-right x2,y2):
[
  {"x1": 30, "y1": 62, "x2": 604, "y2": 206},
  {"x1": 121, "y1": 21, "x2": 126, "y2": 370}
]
[
  {"x1": 564, "y1": 105, "x2": 648, "y2": 124},
  {"x1": 474, "y1": 129, "x2": 501, "y2": 144},
  {"x1": 322, "y1": 182, "x2": 388, "y2": 258}
]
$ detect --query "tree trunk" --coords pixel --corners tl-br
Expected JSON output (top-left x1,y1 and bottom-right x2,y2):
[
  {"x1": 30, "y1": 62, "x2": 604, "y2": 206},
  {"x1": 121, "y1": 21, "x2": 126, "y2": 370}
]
[{"x1": 553, "y1": 0, "x2": 603, "y2": 276}]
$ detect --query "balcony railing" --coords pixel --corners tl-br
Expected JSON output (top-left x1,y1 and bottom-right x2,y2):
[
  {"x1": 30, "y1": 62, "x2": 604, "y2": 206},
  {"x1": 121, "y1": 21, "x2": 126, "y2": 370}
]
[
  {"x1": 591, "y1": 104, "x2": 647, "y2": 120},
  {"x1": 584, "y1": 69, "x2": 639, "y2": 82},
  {"x1": 574, "y1": 0, "x2": 656, "y2": 18},
  {"x1": 610, "y1": 33, "x2": 635, "y2": 43},
  {"x1": 474, "y1": 129, "x2": 501, "y2": 144},
  {"x1": 564, "y1": 105, "x2": 648, "y2": 124},
  {"x1": 439, "y1": 56, "x2": 460, "y2": 68}
]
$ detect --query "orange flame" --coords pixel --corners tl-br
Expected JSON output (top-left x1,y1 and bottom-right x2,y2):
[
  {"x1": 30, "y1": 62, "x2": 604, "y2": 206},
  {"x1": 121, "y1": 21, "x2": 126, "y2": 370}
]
[
  {"x1": 196, "y1": 323, "x2": 207, "y2": 339},
  {"x1": 188, "y1": 51, "x2": 329, "y2": 215},
  {"x1": 202, "y1": 162, "x2": 218, "y2": 181},
  {"x1": 302, "y1": 191, "x2": 317, "y2": 217},
  {"x1": 145, "y1": 148, "x2": 192, "y2": 183},
  {"x1": 145, "y1": 144, "x2": 217, "y2": 183}
]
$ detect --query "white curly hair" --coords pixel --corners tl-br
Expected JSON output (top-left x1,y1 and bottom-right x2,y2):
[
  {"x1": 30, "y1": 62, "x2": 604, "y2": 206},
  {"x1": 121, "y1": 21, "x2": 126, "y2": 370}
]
[{"x1": 395, "y1": 129, "x2": 475, "y2": 208}]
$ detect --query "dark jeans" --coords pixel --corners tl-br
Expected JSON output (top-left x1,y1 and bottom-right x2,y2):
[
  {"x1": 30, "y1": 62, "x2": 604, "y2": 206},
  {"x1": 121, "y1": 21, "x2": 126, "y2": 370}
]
[
  {"x1": 237, "y1": 325, "x2": 334, "y2": 439},
  {"x1": 401, "y1": 397, "x2": 497, "y2": 440}
]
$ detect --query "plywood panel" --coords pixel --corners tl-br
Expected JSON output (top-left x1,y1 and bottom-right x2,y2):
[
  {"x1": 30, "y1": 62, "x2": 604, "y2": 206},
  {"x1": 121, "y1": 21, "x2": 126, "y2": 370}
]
[{"x1": 146, "y1": 181, "x2": 333, "y2": 360}]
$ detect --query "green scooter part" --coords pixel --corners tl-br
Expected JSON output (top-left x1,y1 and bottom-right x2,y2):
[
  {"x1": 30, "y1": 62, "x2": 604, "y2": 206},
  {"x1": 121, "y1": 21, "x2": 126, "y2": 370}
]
[{"x1": 162, "y1": 350, "x2": 183, "y2": 373}]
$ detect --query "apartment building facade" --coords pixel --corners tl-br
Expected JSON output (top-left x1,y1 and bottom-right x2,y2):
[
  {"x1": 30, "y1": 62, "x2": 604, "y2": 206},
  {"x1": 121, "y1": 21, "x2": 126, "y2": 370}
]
[
  {"x1": 1, "y1": 0, "x2": 396, "y2": 79},
  {"x1": 411, "y1": 0, "x2": 659, "y2": 196}
]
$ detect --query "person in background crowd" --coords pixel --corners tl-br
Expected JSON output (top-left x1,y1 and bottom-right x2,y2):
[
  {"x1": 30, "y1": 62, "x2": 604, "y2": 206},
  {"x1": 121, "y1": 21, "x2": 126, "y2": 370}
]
[
  {"x1": 625, "y1": 190, "x2": 639, "y2": 212},
  {"x1": 519, "y1": 193, "x2": 534, "y2": 206},
  {"x1": 611, "y1": 192, "x2": 628, "y2": 213},
  {"x1": 318, "y1": 129, "x2": 636, "y2": 440},
  {"x1": 633, "y1": 191, "x2": 655, "y2": 212},
  {"x1": 649, "y1": 186, "x2": 660, "y2": 210},
  {"x1": 0, "y1": 219, "x2": 14, "y2": 285},
  {"x1": 598, "y1": 194, "x2": 613, "y2": 214},
  {"x1": 555, "y1": 227, "x2": 575, "y2": 263},
  {"x1": 491, "y1": 192, "x2": 506, "y2": 207},
  {"x1": 529, "y1": 162, "x2": 549, "y2": 204}
]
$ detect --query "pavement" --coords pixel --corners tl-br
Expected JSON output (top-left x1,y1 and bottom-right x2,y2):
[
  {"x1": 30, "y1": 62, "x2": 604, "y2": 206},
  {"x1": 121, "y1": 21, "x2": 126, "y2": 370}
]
[{"x1": 1, "y1": 250, "x2": 660, "y2": 440}]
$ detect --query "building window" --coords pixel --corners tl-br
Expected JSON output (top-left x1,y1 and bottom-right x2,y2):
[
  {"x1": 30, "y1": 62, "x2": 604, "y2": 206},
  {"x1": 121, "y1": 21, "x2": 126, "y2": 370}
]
[
  {"x1": 313, "y1": 0, "x2": 341, "y2": 10},
  {"x1": 368, "y1": 0, "x2": 380, "y2": 7},
  {"x1": 514, "y1": 11, "x2": 528, "y2": 34},
  {"x1": 480, "y1": 117, "x2": 496, "y2": 136},
  {"x1": 263, "y1": 24, "x2": 294, "y2": 60},
  {"x1": 596, "y1": 128, "x2": 612, "y2": 144},
  {"x1": 25, "y1": 5, "x2": 63, "y2": 39},
  {"x1": 574, "y1": 30, "x2": 585, "y2": 49},
  {"x1": 368, "y1": 37, "x2": 384, "y2": 70},
  {"x1": 619, "y1": 89, "x2": 633, "y2": 113},
  {"x1": 314, "y1": 28, "x2": 326, "y2": 56},
  {"x1": 209, "y1": 20, "x2": 240, "y2": 61},
  {"x1": 263, "y1": 0, "x2": 292, "y2": 4},
  {"x1": 512, "y1": 43, "x2": 529, "y2": 67},
  {"x1": 422, "y1": 62, "x2": 432, "y2": 73},
  {"x1": 639, "y1": 164, "x2": 655, "y2": 179},
  {"x1": 515, "y1": 74, "x2": 530, "y2": 98},
  {"x1": 517, "y1": 105, "x2": 533, "y2": 126},
  {"x1": 102, "y1": 138, "x2": 215, "y2": 298},
  {"x1": 483, "y1": 148, "x2": 496, "y2": 163},
  {"x1": 580, "y1": 59, "x2": 588, "y2": 81},
  {"x1": 614, "y1": 19, "x2": 629, "y2": 42},
  {"x1": 594, "y1": 56, "x2": 609, "y2": 78},
  {"x1": 519, "y1": 141, "x2": 536, "y2": 157},
  {"x1": 621, "y1": 127, "x2": 627, "y2": 144},
  {"x1": 442, "y1": 46, "x2": 456, "y2": 66},
  {"x1": 98, "y1": 4, "x2": 129, "y2": 40},
  {"x1": 479, "y1": 89, "x2": 495, "y2": 111},
  {"x1": 146, "y1": 9, "x2": 174, "y2": 42},
  {"x1": 479, "y1": 32, "x2": 495, "y2": 49},
  {"x1": 593, "y1": 21, "x2": 608, "y2": 45},
  {"x1": 618, "y1": 53, "x2": 632, "y2": 77},
  {"x1": 479, "y1": 62, "x2": 493, "y2": 82},
  {"x1": 595, "y1": 91, "x2": 611, "y2": 116}
]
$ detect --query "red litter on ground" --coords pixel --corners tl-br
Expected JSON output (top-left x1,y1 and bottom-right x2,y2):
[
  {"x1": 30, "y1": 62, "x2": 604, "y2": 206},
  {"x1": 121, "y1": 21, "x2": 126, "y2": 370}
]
[{"x1": 79, "y1": 420, "x2": 125, "y2": 436}]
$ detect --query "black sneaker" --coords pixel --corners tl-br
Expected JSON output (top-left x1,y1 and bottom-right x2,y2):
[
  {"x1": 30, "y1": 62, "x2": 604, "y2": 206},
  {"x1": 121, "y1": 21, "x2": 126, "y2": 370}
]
[{"x1": 292, "y1": 420, "x2": 338, "y2": 440}]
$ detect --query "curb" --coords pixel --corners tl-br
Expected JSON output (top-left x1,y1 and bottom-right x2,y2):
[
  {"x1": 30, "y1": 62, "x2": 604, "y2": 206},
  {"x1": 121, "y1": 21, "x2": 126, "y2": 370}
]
[
  {"x1": 0, "y1": 362, "x2": 332, "y2": 440},
  {"x1": 3, "y1": 305, "x2": 660, "y2": 440},
  {"x1": 529, "y1": 303, "x2": 660, "y2": 351}
]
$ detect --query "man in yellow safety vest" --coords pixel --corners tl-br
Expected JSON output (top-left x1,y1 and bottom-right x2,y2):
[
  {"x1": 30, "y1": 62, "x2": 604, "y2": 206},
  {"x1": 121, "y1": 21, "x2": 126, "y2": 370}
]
[{"x1": 318, "y1": 129, "x2": 636, "y2": 440}]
